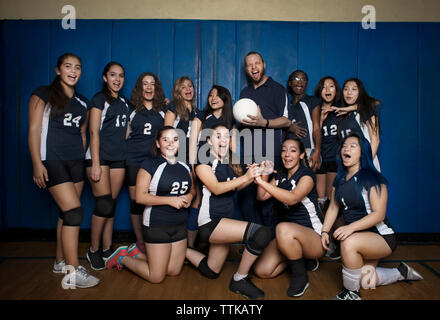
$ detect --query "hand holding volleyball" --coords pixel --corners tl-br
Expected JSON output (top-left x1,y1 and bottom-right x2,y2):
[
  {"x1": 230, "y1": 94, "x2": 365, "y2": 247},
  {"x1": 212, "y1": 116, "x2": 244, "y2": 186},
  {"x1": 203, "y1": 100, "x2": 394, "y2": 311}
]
[{"x1": 233, "y1": 98, "x2": 261, "y2": 124}]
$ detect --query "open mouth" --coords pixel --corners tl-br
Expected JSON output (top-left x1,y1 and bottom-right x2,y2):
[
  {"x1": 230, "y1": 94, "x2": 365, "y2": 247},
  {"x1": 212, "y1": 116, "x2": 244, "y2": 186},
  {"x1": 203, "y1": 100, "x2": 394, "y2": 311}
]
[
  {"x1": 342, "y1": 153, "x2": 351, "y2": 162},
  {"x1": 67, "y1": 75, "x2": 77, "y2": 82}
]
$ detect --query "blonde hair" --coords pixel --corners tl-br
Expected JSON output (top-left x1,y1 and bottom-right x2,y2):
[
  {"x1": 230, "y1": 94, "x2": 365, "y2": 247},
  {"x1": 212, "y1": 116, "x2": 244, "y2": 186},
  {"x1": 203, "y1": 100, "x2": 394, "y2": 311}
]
[{"x1": 172, "y1": 76, "x2": 196, "y2": 121}]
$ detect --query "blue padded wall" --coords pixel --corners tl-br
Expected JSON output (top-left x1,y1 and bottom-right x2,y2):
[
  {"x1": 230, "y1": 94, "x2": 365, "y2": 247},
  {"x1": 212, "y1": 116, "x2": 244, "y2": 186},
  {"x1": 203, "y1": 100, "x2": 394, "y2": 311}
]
[{"x1": 1, "y1": 20, "x2": 439, "y2": 232}]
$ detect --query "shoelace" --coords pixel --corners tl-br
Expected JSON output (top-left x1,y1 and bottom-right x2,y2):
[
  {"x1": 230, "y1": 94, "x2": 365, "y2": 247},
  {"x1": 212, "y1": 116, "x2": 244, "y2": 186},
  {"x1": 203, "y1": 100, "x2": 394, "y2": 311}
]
[{"x1": 76, "y1": 267, "x2": 90, "y2": 279}]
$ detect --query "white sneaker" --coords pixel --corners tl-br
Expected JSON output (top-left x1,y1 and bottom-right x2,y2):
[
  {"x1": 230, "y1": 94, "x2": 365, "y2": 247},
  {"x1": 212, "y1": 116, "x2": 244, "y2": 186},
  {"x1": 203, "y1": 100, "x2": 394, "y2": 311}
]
[
  {"x1": 53, "y1": 259, "x2": 66, "y2": 273},
  {"x1": 398, "y1": 262, "x2": 424, "y2": 281},
  {"x1": 61, "y1": 266, "x2": 100, "y2": 289}
]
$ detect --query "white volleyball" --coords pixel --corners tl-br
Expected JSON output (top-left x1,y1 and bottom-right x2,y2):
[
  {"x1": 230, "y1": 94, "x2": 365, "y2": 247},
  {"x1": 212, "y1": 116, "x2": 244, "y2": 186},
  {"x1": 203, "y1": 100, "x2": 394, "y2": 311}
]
[{"x1": 233, "y1": 98, "x2": 258, "y2": 123}]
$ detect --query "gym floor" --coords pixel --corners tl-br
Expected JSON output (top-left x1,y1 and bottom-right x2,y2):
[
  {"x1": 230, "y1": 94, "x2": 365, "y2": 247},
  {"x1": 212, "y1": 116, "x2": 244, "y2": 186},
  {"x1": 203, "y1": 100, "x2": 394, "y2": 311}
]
[{"x1": 0, "y1": 241, "x2": 439, "y2": 300}]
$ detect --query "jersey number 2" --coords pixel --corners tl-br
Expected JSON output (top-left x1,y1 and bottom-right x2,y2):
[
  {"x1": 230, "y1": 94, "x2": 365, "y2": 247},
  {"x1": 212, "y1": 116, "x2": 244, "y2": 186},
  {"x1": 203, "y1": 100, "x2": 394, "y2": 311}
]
[{"x1": 63, "y1": 113, "x2": 81, "y2": 127}]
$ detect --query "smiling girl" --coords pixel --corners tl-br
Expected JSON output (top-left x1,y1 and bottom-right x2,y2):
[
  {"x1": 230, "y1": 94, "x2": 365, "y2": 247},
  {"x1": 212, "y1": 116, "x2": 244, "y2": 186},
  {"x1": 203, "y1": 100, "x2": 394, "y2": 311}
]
[
  {"x1": 106, "y1": 126, "x2": 195, "y2": 284},
  {"x1": 186, "y1": 124, "x2": 271, "y2": 299},
  {"x1": 253, "y1": 138, "x2": 324, "y2": 297},
  {"x1": 339, "y1": 78, "x2": 381, "y2": 171},
  {"x1": 126, "y1": 72, "x2": 167, "y2": 250},
  {"x1": 85, "y1": 62, "x2": 131, "y2": 271},
  {"x1": 28, "y1": 53, "x2": 99, "y2": 288}
]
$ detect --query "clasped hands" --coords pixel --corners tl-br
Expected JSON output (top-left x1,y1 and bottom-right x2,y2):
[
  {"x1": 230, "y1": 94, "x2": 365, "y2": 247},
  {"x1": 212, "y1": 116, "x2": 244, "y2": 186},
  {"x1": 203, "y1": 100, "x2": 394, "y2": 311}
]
[{"x1": 245, "y1": 160, "x2": 276, "y2": 184}]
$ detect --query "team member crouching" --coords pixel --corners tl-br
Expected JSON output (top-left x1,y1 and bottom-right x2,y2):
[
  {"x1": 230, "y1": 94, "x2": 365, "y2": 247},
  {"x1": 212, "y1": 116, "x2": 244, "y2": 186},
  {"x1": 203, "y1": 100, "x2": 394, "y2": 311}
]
[
  {"x1": 86, "y1": 62, "x2": 131, "y2": 271},
  {"x1": 321, "y1": 132, "x2": 423, "y2": 300},
  {"x1": 186, "y1": 124, "x2": 270, "y2": 299},
  {"x1": 106, "y1": 127, "x2": 195, "y2": 283},
  {"x1": 253, "y1": 138, "x2": 325, "y2": 297},
  {"x1": 28, "y1": 53, "x2": 99, "y2": 288}
]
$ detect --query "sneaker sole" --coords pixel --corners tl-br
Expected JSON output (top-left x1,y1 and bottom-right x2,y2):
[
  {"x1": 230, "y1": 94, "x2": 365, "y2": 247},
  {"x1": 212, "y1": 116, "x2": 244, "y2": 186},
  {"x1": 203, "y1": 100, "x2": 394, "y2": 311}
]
[
  {"x1": 230, "y1": 289, "x2": 264, "y2": 300},
  {"x1": 86, "y1": 252, "x2": 106, "y2": 271},
  {"x1": 287, "y1": 282, "x2": 309, "y2": 297},
  {"x1": 61, "y1": 279, "x2": 100, "y2": 289}
]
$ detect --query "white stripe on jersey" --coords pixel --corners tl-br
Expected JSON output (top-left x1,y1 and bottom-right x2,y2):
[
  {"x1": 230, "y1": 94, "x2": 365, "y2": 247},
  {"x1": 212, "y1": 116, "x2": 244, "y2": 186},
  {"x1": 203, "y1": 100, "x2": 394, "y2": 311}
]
[
  {"x1": 143, "y1": 161, "x2": 167, "y2": 227},
  {"x1": 100, "y1": 101, "x2": 110, "y2": 130},
  {"x1": 354, "y1": 112, "x2": 381, "y2": 172},
  {"x1": 283, "y1": 94, "x2": 289, "y2": 118},
  {"x1": 129, "y1": 110, "x2": 137, "y2": 122},
  {"x1": 298, "y1": 101, "x2": 314, "y2": 149},
  {"x1": 361, "y1": 187, "x2": 394, "y2": 235},
  {"x1": 40, "y1": 104, "x2": 51, "y2": 161},
  {"x1": 119, "y1": 96, "x2": 130, "y2": 109},
  {"x1": 290, "y1": 179, "x2": 322, "y2": 234},
  {"x1": 74, "y1": 96, "x2": 88, "y2": 109},
  {"x1": 198, "y1": 159, "x2": 219, "y2": 226}
]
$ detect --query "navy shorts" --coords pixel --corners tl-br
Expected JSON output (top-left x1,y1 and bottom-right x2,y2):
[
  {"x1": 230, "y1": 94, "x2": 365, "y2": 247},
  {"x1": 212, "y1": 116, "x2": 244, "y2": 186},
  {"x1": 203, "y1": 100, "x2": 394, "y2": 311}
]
[
  {"x1": 85, "y1": 159, "x2": 125, "y2": 169},
  {"x1": 316, "y1": 160, "x2": 337, "y2": 174},
  {"x1": 126, "y1": 164, "x2": 141, "y2": 187},
  {"x1": 42, "y1": 159, "x2": 84, "y2": 188},
  {"x1": 143, "y1": 223, "x2": 187, "y2": 244},
  {"x1": 198, "y1": 218, "x2": 222, "y2": 244}
]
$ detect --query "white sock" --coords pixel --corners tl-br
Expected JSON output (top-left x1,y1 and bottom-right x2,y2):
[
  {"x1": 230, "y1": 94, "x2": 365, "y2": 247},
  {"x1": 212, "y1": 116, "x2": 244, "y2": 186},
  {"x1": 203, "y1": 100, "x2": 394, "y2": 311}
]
[
  {"x1": 233, "y1": 272, "x2": 247, "y2": 282},
  {"x1": 318, "y1": 197, "x2": 328, "y2": 206},
  {"x1": 376, "y1": 267, "x2": 404, "y2": 286},
  {"x1": 342, "y1": 266, "x2": 362, "y2": 292}
]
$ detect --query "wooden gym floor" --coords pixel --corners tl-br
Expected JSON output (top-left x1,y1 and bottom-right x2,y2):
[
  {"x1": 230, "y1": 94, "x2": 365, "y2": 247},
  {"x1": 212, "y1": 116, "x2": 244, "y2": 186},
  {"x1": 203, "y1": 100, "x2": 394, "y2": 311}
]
[{"x1": 0, "y1": 241, "x2": 439, "y2": 301}]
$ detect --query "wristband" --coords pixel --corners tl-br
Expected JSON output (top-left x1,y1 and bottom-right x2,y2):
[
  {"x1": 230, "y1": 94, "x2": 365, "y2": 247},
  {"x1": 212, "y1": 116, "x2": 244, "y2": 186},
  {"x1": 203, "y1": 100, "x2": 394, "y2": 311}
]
[
  {"x1": 265, "y1": 119, "x2": 269, "y2": 128},
  {"x1": 321, "y1": 231, "x2": 329, "y2": 236}
]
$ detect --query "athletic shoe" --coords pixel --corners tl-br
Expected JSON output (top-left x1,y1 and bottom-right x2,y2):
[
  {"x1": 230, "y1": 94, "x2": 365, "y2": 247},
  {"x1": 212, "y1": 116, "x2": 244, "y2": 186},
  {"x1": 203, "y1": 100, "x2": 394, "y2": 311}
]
[
  {"x1": 101, "y1": 246, "x2": 115, "y2": 261},
  {"x1": 105, "y1": 246, "x2": 128, "y2": 270},
  {"x1": 286, "y1": 276, "x2": 309, "y2": 297},
  {"x1": 127, "y1": 243, "x2": 141, "y2": 258},
  {"x1": 229, "y1": 276, "x2": 264, "y2": 299},
  {"x1": 136, "y1": 242, "x2": 146, "y2": 254},
  {"x1": 53, "y1": 259, "x2": 66, "y2": 274},
  {"x1": 305, "y1": 258, "x2": 319, "y2": 272},
  {"x1": 397, "y1": 262, "x2": 423, "y2": 281},
  {"x1": 86, "y1": 248, "x2": 105, "y2": 271},
  {"x1": 61, "y1": 266, "x2": 100, "y2": 289},
  {"x1": 326, "y1": 241, "x2": 341, "y2": 260},
  {"x1": 333, "y1": 288, "x2": 361, "y2": 300}
]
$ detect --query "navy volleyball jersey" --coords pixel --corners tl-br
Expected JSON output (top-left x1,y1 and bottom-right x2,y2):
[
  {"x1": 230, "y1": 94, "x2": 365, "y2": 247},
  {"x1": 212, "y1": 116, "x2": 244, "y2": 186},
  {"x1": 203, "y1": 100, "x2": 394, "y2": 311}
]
[
  {"x1": 126, "y1": 107, "x2": 165, "y2": 166},
  {"x1": 338, "y1": 111, "x2": 381, "y2": 171},
  {"x1": 334, "y1": 172, "x2": 394, "y2": 236},
  {"x1": 86, "y1": 92, "x2": 131, "y2": 161},
  {"x1": 195, "y1": 110, "x2": 227, "y2": 160},
  {"x1": 141, "y1": 156, "x2": 192, "y2": 227},
  {"x1": 274, "y1": 166, "x2": 323, "y2": 233},
  {"x1": 32, "y1": 86, "x2": 91, "y2": 160},
  {"x1": 321, "y1": 108, "x2": 342, "y2": 162},
  {"x1": 166, "y1": 103, "x2": 198, "y2": 161},
  {"x1": 287, "y1": 95, "x2": 321, "y2": 149},
  {"x1": 197, "y1": 159, "x2": 237, "y2": 226}
]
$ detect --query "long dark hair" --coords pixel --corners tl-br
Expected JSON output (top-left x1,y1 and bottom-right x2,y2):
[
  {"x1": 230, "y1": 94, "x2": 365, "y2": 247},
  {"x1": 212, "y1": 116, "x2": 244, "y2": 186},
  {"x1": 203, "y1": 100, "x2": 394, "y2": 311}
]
[
  {"x1": 278, "y1": 137, "x2": 309, "y2": 178},
  {"x1": 48, "y1": 53, "x2": 81, "y2": 118},
  {"x1": 314, "y1": 76, "x2": 342, "y2": 107},
  {"x1": 341, "y1": 78, "x2": 381, "y2": 134},
  {"x1": 130, "y1": 72, "x2": 167, "y2": 113},
  {"x1": 101, "y1": 62, "x2": 125, "y2": 104},
  {"x1": 208, "y1": 123, "x2": 243, "y2": 177},
  {"x1": 202, "y1": 85, "x2": 234, "y2": 130},
  {"x1": 334, "y1": 132, "x2": 387, "y2": 198}
]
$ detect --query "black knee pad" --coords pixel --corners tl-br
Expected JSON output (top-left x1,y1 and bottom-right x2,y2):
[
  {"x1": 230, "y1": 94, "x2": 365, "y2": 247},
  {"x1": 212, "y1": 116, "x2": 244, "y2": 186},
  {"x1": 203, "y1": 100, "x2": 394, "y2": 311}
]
[
  {"x1": 130, "y1": 200, "x2": 145, "y2": 216},
  {"x1": 93, "y1": 194, "x2": 114, "y2": 218},
  {"x1": 244, "y1": 223, "x2": 271, "y2": 256},
  {"x1": 62, "y1": 207, "x2": 84, "y2": 226},
  {"x1": 198, "y1": 257, "x2": 219, "y2": 279}
]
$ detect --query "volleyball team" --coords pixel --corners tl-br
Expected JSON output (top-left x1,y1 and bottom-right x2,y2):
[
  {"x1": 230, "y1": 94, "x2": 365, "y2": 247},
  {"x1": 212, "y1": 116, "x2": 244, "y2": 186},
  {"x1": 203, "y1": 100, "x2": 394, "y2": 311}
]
[{"x1": 28, "y1": 51, "x2": 422, "y2": 300}]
